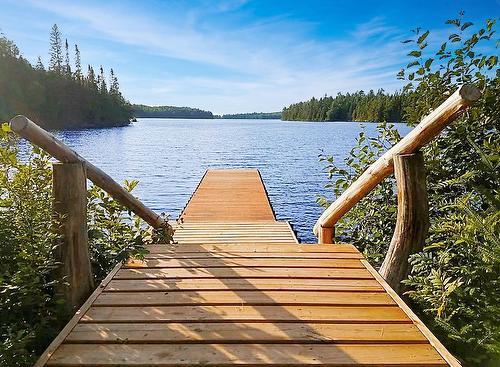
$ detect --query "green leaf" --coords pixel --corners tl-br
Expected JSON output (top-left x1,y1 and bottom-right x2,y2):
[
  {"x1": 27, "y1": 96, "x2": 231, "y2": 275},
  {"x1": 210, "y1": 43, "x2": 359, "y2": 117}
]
[
  {"x1": 461, "y1": 22, "x2": 473, "y2": 31},
  {"x1": 417, "y1": 30, "x2": 430, "y2": 44},
  {"x1": 408, "y1": 50, "x2": 422, "y2": 58},
  {"x1": 1, "y1": 123, "x2": 11, "y2": 132},
  {"x1": 407, "y1": 60, "x2": 420, "y2": 68}
]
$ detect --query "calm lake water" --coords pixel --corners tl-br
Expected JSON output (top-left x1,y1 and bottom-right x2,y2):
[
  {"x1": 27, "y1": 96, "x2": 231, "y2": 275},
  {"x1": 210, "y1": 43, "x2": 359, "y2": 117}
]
[{"x1": 54, "y1": 119, "x2": 410, "y2": 243}]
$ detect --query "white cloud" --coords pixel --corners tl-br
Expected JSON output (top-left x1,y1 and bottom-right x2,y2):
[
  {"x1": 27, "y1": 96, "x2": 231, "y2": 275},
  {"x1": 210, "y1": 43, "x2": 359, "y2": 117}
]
[{"x1": 24, "y1": 0, "x2": 408, "y2": 113}]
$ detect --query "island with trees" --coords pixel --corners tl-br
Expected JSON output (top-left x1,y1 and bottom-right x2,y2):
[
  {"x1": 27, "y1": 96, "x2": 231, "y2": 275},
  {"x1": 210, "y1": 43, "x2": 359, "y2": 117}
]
[{"x1": 0, "y1": 25, "x2": 132, "y2": 129}]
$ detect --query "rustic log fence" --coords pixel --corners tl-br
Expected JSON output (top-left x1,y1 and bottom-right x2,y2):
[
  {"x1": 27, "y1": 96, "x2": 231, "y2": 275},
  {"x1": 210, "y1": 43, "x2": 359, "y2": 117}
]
[
  {"x1": 313, "y1": 84, "x2": 481, "y2": 292},
  {"x1": 10, "y1": 115, "x2": 171, "y2": 311}
]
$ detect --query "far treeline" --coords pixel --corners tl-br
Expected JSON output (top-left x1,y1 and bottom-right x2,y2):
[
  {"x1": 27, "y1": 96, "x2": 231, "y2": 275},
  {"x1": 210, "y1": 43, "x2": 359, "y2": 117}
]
[
  {"x1": 0, "y1": 25, "x2": 132, "y2": 129},
  {"x1": 216, "y1": 112, "x2": 281, "y2": 119},
  {"x1": 132, "y1": 104, "x2": 214, "y2": 119},
  {"x1": 282, "y1": 90, "x2": 405, "y2": 122}
]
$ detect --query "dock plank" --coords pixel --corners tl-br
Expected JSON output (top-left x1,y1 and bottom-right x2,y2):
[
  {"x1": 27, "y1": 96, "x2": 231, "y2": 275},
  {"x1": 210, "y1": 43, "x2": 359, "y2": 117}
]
[{"x1": 37, "y1": 169, "x2": 455, "y2": 367}]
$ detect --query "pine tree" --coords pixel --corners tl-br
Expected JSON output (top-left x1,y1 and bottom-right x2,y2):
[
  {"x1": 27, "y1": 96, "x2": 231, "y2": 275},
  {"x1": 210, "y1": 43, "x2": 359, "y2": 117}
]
[
  {"x1": 35, "y1": 56, "x2": 45, "y2": 71},
  {"x1": 48, "y1": 24, "x2": 63, "y2": 74},
  {"x1": 74, "y1": 44, "x2": 82, "y2": 82},
  {"x1": 98, "y1": 65, "x2": 106, "y2": 93},
  {"x1": 87, "y1": 65, "x2": 96, "y2": 89},
  {"x1": 64, "y1": 39, "x2": 71, "y2": 77},
  {"x1": 109, "y1": 68, "x2": 120, "y2": 96}
]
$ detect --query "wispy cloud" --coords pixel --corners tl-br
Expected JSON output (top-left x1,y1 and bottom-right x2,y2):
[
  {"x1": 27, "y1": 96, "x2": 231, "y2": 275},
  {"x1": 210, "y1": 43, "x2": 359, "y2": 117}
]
[{"x1": 23, "y1": 0, "x2": 409, "y2": 113}]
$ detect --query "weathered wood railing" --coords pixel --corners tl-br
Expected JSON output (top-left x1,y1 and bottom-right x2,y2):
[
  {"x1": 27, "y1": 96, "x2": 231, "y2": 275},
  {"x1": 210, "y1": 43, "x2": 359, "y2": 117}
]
[
  {"x1": 313, "y1": 85, "x2": 481, "y2": 291},
  {"x1": 9, "y1": 115, "x2": 171, "y2": 311}
]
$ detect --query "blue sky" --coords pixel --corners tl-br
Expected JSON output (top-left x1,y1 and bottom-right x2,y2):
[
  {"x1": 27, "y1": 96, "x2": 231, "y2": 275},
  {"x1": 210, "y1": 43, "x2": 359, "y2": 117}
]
[{"x1": 1, "y1": 0, "x2": 498, "y2": 114}]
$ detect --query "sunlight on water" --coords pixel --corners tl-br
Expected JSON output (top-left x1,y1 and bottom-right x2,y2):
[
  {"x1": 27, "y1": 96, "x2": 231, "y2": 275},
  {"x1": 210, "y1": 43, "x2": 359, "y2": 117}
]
[{"x1": 53, "y1": 119, "x2": 409, "y2": 243}]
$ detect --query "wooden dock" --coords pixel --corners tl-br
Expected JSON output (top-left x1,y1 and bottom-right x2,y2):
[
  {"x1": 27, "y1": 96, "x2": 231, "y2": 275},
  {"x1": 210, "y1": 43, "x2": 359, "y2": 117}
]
[{"x1": 36, "y1": 169, "x2": 455, "y2": 366}]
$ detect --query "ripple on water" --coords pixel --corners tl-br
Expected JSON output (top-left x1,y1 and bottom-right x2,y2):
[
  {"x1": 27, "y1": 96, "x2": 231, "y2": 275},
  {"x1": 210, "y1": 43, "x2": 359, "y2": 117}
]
[{"x1": 46, "y1": 118, "x2": 409, "y2": 243}]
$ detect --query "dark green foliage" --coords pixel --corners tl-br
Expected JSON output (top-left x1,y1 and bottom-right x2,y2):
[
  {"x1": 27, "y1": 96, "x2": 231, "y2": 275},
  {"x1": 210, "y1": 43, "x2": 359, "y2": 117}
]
[
  {"x1": 318, "y1": 123, "x2": 402, "y2": 265},
  {"x1": 133, "y1": 104, "x2": 214, "y2": 119},
  {"x1": 319, "y1": 16, "x2": 499, "y2": 366},
  {"x1": 0, "y1": 127, "x2": 62, "y2": 367},
  {"x1": 217, "y1": 112, "x2": 281, "y2": 119},
  {"x1": 0, "y1": 26, "x2": 132, "y2": 129},
  {"x1": 282, "y1": 90, "x2": 405, "y2": 122},
  {"x1": 0, "y1": 127, "x2": 169, "y2": 366}
]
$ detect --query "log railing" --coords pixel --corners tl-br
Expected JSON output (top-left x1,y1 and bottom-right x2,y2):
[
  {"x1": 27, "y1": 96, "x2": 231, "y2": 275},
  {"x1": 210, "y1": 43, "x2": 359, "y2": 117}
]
[
  {"x1": 10, "y1": 115, "x2": 168, "y2": 229},
  {"x1": 9, "y1": 115, "x2": 171, "y2": 311},
  {"x1": 313, "y1": 84, "x2": 481, "y2": 289}
]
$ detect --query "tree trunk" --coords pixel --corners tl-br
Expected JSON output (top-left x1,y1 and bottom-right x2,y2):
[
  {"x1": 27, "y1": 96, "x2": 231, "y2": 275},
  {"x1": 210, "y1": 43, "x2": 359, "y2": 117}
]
[
  {"x1": 53, "y1": 162, "x2": 94, "y2": 312},
  {"x1": 379, "y1": 152, "x2": 429, "y2": 294}
]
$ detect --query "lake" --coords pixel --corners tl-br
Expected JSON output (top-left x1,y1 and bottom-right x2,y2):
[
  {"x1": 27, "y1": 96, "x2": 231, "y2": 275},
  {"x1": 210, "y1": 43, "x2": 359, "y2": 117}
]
[{"x1": 55, "y1": 119, "x2": 410, "y2": 243}]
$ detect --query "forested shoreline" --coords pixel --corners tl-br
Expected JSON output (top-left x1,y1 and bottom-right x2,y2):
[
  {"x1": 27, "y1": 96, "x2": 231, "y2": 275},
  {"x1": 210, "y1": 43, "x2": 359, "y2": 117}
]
[
  {"x1": 282, "y1": 90, "x2": 405, "y2": 122},
  {"x1": 133, "y1": 104, "x2": 214, "y2": 119},
  {"x1": 0, "y1": 25, "x2": 132, "y2": 129},
  {"x1": 216, "y1": 112, "x2": 281, "y2": 119}
]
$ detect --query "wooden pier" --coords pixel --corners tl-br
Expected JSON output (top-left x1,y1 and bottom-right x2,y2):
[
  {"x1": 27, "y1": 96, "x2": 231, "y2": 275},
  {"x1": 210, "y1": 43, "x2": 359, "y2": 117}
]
[
  {"x1": 36, "y1": 169, "x2": 455, "y2": 366},
  {"x1": 13, "y1": 85, "x2": 481, "y2": 367}
]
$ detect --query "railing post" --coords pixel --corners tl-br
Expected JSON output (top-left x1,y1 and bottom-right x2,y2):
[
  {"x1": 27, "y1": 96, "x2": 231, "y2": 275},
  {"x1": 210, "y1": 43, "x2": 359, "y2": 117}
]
[
  {"x1": 53, "y1": 162, "x2": 94, "y2": 312},
  {"x1": 379, "y1": 151, "x2": 429, "y2": 293},
  {"x1": 318, "y1": 226, "x2": 334, "y2": 244}
]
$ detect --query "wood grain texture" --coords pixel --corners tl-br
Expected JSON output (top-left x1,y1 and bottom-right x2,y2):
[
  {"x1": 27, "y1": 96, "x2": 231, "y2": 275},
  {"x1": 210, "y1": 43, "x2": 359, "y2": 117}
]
[
  {"x1": 379, "y1": 152, "x2": 429, "y2": 293},
  {"x1": 52, "y1": 162, "x2": 94, "y2": 312},
  {"x1": 37, "y1": 169, "x2": 455, "y2": 366},
  {"x1": 47, "y1": 344, "x2": 448, "y2": 366},
  {"x1": 179, "y1": 169, "x2": 277, "y2": 223},
  {"x1": 66, "y1": 322, "x2": 427, "y2": 344}
]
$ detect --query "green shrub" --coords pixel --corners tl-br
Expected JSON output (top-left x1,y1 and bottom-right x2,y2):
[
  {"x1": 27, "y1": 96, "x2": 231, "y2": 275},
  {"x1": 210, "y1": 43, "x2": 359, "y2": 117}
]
[
  {"x1": 0, "y1": 126, "x2": 171, "y2": 366},
  {"x1": 318, "y1": 15, "x2": 499, "y2": 366}
]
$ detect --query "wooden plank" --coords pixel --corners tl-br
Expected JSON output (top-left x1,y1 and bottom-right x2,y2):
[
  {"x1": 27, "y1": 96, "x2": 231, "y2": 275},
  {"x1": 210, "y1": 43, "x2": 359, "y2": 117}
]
[
  {"x1": 146, "y1": 243, "x2": 359, "y2": 253},
  {"x1": 114, "y1": 267, "x2": 373, "y2": 280},
  {"x1": 144, "y1": 252, "x2": 364, "y2": 259},
  {"x1": 47, "y1": 343, "x2": 447, "y2": 366},
  {"x1": 66, "y1": 322, "x2": 428, "y2": 344},
  {"x1": 81, "y1": 305, "x2": 408, "y2": 323},
  {"x1": 33, "y1": 262, "x2": 122, "y2": 367},
  {"x1": 124, "y1": 258, "x2": 365, "y2": 268},
  {"x1": 105, "y1": 278, "x2": 384, "y2": 292},
  {"x1": 362, "y1": 260, "x2": 461, "y2": 367},
  {"x1": 94, "y1": 291, "x2": 394, "y2": 306},
  {"x1": 179, "y1": 169, "x2": 277, "y2": 222}
]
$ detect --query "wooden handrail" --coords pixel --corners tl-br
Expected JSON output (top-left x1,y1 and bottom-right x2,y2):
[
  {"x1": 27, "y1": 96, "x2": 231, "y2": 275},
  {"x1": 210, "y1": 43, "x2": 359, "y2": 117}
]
[
  {"x1": 314, "y1": 84, "x2": 481, "y2": 241},
  {"x1": 10, "y1": 115, "x2": 169, "y2": 230}
]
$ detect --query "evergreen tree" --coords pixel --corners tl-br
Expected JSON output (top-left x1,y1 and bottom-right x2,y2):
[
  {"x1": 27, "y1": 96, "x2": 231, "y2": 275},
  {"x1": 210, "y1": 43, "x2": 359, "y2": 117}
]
[
  {"x1": 1, "y1": 27, "x2": 132, "y2": 128},
  {"x1": 64, "y1": 39, "x2": 71, "y2": 77},
  {"x1": 48, "y1": 24, "x2": 63, "y2": 74},
  {"x1": 98, "y1": 66, "x2": 106, "y2": 93},
  {"x1": 86, "y1": 65, "x2": 96, "y2": 89},
  {"x1": 282, "y1": 90, "x2": 404, "y2": 123},
  {"x1": 74, "y1": 44, "x2": 82, "y2": 83},
  {"x1": 35, "y1": 56, "x2": 44, "y2": 71},
  {"x1": 109, "y1": 68, "x2": 120, "y2": 96}
]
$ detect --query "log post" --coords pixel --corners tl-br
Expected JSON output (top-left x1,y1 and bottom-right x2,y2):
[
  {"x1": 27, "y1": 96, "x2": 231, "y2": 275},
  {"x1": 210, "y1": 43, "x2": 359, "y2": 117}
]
[
  {"x1": 318, "y1": 226, "x2": 334, "y2": 244},
  {"x1": 313, "y1": 84, "x2": 480, "y2": 238},
  {"x1": 53, "y1": 162, "x2": 94, "y2": 312},
  {"x1": 379, "y1": 152, "x2": 429, "y2": 294}
]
